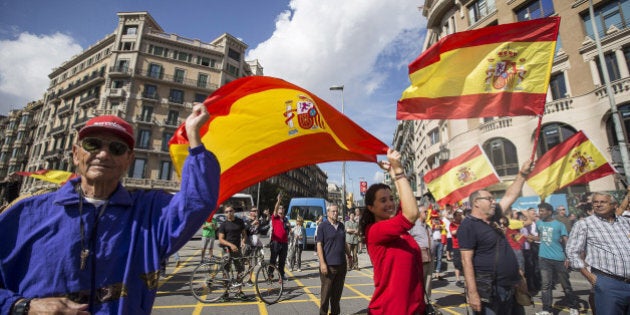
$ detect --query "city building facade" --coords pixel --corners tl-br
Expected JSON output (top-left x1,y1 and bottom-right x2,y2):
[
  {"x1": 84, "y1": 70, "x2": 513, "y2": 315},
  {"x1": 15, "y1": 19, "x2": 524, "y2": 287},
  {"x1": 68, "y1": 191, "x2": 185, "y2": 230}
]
[
  {"x1": 1, "y1": 11, "x2": 327, "y2": 205},
  {"x1": 393, "y1": 0, "x2": 630, "y2": 207}
]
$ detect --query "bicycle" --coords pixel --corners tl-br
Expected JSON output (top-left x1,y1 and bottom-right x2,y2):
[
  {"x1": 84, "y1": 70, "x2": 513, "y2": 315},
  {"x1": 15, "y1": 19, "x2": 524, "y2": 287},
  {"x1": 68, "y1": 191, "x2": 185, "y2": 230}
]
[{"x1": 190, "y1": 245, "x2": 284, "y2": 304}]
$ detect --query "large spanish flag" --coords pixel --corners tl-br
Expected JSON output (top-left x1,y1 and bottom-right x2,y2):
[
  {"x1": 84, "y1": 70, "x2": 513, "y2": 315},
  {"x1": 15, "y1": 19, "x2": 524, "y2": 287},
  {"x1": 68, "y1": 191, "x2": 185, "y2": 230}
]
[
  {"x1": 424, "y1": 145, "x2": 500, "y2": 206},
  {"x1": 397, "y1": 17, "x2": 560, "y2": 120},
  {"x1": 169, "y1": 76, "x2": 388, "y2": 207},
  {"x1": 15, "y1": 169, "x2": 77, "y2": 185},
  {"x1": 527, "y1": 131, "x2": 615, "y2": 198}
]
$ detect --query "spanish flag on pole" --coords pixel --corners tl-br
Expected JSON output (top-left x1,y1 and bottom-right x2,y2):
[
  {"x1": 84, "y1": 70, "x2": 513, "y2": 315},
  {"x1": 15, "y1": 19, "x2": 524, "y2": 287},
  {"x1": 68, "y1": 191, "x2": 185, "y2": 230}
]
[
  {"x1": 169, "y1": 76, "x2": 388, "y2": 207},
  {"x1": 527, "y1": 131, "x2": 615, "y2": 198},
  {"x1": 397, "y1": 17, "x2": 560, "y2": 120},
  {"x1": 424, "y1": 145, "x2": 500, "y2": 206}
]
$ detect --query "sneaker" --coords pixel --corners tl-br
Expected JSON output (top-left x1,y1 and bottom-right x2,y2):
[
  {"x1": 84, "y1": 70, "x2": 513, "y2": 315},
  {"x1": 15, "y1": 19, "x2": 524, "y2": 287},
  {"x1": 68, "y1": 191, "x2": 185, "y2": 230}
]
[
  {"x1": 297, "y1": 268, "x2": 302, "y2": 272},
  {"x1": 455, "y1": 280, "x2": 465, "y2": 288},
  {"x1": 535, "y1": 311, "x2": 551, "y2": 315},
  {"x1": 569, "y1": 308, "x2": 579, "y2": 315},
  {"x1": 246, "y1": 280, "x2": 254, "y2": 287}
]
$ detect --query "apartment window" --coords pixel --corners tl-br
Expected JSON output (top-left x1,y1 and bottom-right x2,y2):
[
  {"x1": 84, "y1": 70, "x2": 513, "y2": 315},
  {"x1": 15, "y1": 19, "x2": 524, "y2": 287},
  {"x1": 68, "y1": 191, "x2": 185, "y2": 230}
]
[
  {"x1": 112, "y1": 80, "x2": 124, "y2": 88},
  {"x1": 607, "y1": 103, "x2": 630, "y2": 145},
  {"x1": 159, "y1": 161, "x2": 173, "y2": 180},
  {"x1": 195, "y1": 93, "x2": 206, "y2": 102},
  {"x1": 516, "y1": 0, "x2": 554, "y2": 21},
  {"x1": 468, "y1": 0, "x2": 496, "y2": 25},
  {"x1": 116, "y1": 59, "x2": 129, "y2": 72},
  {"x1": 198, "y1": 73, "x2": 208, "y2": 88},
  {"x1": 95, "y1": 52, "x2": 101, "y2": 61},
  {"x1": 110, "y1": 102, "x2": 119, "y2": 111},
  {"x1": 428, "y1": 128, "x2": 440, "y2": 145},
  {"x1": 596, "y1": 51, "x2": 622, "y2": 82},
  {"x1": 123, "y1": 25, "x2": 137, "y2": 35},
  {"x1": 174, "y1": 69, "x2": 185, "y2": 83},
  {"x1": 137, "y1": 129, "x2": 151, "y2": 149},
  {"x1": 72, "y1": 67, "x2": 77, "y2": 75},
  {"x1": 175, "y1": 51, "x2": 191, "y2": 62},
  {"x1": 129, "y1": 158, "x2": 146, "y2": 178},
  {"x1": 198, "y1": 57, "x2": 215, "y2": 67},
  {"x1": 148, "y1": 63, "x2": 163, "y2": 79},
  {"x1": 228, "y1": 48, "x2": 241, "y2": 61},
  {"x1": 140, "y1": 106, "x2": 153, "y2": 122},
  {"x1": 549, "y1": 72, "x2": 567, "y2": 100},
  {"x1": 582, "y1": 0, "x2": 630, "y2": 39},
  {"x1": 161, "y1": 131, "x2": 173, "y2": 151},
  {"x1": 538, "y1": 123, "x2": 577, "y2": 156},
  {"x1": 169, "y1": 89, "x2": 184, "y2": 103},
  {"x1": 167, "y1": 110, "x2": 179, "y2": 125},
  {"x1": 119, "y1": 41, "x2": 134, "y2": 51},
  {"x1": 226, "y1": 64, "x2": 239, "y2": 76},
  {"x1": 483, "y1": 138, "x2": 518, "y2": 177},
  {"x1": 149, "y1": 45, "x2": 168, "y2": 57},
  {"x1": 87, "y1": 57, "x2": 93, "y2": 66},
  {"x1": 143, "y1": 84, "x2": 158, "y2": 99}
]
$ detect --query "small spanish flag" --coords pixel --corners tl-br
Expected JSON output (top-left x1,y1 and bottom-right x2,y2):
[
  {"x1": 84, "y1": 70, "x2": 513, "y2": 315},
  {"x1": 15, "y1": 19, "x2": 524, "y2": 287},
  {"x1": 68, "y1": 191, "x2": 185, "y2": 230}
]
[
  {"x1": 527, "y1": 131, "x2": 615, "y2": 198},
  {"x1": 424, "y1": 145, "x2": 500, "y2": 206},
  {"x1": 15, "y1": 169, "x2": 77, "y2": 185},
  {"x1": 397, "y1": 17, "x2": 560, "y2": 120},
  {"x1": 169, "y1": 76, "x2": 388, "y2": 208}
]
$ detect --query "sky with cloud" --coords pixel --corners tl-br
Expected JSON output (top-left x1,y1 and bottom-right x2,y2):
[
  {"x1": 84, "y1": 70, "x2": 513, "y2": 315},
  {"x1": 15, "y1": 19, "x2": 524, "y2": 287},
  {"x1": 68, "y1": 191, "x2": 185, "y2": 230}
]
[{"x1": 0, "y1": 0, "x2": 426, "y2": 192}]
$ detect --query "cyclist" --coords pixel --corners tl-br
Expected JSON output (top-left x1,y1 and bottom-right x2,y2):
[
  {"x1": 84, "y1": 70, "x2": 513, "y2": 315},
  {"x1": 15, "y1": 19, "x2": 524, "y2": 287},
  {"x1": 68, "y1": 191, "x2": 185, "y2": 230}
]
[{"x1": 217, "y1": 206, "x2": 247, "y2": 300}]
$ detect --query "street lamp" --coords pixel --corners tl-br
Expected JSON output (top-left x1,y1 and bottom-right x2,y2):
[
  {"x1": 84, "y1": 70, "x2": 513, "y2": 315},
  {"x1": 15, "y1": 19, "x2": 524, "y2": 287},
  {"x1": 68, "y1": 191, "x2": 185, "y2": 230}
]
[{"x1": 330, "y1": 85, "x2": 346, "y2": 219}]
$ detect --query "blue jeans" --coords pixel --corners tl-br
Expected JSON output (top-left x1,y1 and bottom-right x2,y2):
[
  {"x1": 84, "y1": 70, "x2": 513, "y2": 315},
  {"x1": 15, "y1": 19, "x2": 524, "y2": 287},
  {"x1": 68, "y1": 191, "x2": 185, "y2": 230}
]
[
  {"x1": 432, "y1": 241, "x2": 443, "y2": 274},
  {"x1": 539, "y1": 257, "x2": 577, "y2": 311},
  {"x1": 477, "y1": 285, "x2": 521, "y2": 315},
  {"x1": 593, "y1": 272, "x2": 630, "y2": 315}
]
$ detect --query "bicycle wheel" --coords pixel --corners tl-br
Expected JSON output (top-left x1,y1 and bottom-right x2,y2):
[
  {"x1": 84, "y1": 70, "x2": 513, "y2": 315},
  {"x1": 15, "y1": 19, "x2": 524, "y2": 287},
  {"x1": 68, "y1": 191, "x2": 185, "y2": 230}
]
[
  {"x1": 254, "y1": 263, "x2": 283, "y2": 304},
  {"x1": 190, "y1": 261, "x2": 228, "y2": 303}
]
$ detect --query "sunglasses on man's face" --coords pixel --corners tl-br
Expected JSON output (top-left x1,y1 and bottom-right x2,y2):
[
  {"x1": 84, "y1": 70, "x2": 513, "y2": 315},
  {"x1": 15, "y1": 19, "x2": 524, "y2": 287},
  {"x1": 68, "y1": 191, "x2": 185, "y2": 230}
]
[{"x1": 81, "y1": 137, "x2": 129, "y2": 156}]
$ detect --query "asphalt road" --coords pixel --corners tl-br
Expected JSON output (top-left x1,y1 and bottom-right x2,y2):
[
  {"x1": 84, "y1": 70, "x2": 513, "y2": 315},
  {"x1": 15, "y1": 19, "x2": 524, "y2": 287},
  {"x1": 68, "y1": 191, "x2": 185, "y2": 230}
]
[{"x1": 152, "y1": 238, "x2": 594, "y2": 315}]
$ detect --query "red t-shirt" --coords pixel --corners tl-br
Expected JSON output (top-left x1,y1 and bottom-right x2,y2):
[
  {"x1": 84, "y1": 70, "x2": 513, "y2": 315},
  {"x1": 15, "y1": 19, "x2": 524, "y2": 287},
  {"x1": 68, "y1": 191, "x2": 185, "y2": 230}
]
[
  {"x1": 270, "y1": 214, "x2": 288, "y2": 243},
  {"x1": 366, "y1": 213, "x2": 425, "y2": 315},
  {"x1": 448, "y1": 221, "x2": 460, "y2": 249}
]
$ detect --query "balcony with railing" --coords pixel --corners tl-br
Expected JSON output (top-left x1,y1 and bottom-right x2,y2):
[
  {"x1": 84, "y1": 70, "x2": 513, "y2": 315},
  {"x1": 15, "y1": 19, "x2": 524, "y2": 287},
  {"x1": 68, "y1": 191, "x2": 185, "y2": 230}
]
[
  {"x1": 107, "y1": 88, "x2": 126, "y2": 98},
  {"x1": 479, "y1": 117, "x2": 513, "y2": 133},
  {"x1": 133, "y1": 115, "x2": 155, "y2": 125},
  {"x1": 43, "y1": 148, "x2": 64, "y2": 160},
  {"x1": 544, "y1": 98, "x2": 573, "y2": 115},
  {"x1": 49, "y1": 124, "x2": 67, "y2": 136},
  {"x1": 78, "y1": 94, "x2": 99, "y2": 108},
  {"x1": 59, "y1": 72, "x2": 105, "y2": 98},
  {"x1": 57, "y1": 104, "x2": 73, "y2": 116},
  {"x1": 141, "y1": 91, "x2": 160, "y2": 101},
  {"x1": 109, "y1": 65, "x2": 133, "y2": 76},
  {"x1": 122, "y1": 177, "x2": 180, "y2": 191},
  {"x1": 72, "y1": 116, "x2": 91, "y2": 129},
  {"x1": 594, "y1": 77, "x2": 630, "y2": 99},
  {"x1": 135, "y1": 68, "x2": 218, "y2": 90},
  {"x1": 161, "y1": 118, "x2": 183, "y2": 128}
]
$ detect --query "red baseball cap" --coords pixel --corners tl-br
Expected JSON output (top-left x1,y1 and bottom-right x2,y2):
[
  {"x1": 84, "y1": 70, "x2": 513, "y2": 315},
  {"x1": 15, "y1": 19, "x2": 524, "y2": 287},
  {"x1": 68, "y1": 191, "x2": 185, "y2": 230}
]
[{"x1": 78, "y1": 115, "x2": 135, "y2": 148}]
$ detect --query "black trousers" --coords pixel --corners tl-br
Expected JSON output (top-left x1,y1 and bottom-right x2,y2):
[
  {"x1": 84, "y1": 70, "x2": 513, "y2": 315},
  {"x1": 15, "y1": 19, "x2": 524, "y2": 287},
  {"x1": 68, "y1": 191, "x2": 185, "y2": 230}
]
[
  {"x1": 269, "y1": 241, "x2": 288, "y2": 277},
  {"x1": 319, "y1": 264, "x2": 347, "y2": 315}
]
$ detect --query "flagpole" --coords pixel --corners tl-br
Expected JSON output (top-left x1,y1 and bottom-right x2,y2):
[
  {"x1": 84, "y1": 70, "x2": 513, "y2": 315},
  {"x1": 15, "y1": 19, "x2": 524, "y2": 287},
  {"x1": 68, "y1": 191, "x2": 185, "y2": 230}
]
[
  {"x1": 589, "y1": 0, "x2": 630, "y2": 184},
  {"x1": 530, "y1": 115, "x2": 543, "y2": 162},
  {"x1": 330, "y1": 85, "x2": 347, "y2": 220}
]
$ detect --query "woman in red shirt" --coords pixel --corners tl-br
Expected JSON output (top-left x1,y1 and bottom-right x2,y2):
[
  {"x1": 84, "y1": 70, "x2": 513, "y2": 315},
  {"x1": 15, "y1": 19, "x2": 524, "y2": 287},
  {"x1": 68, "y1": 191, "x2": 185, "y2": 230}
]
[{"x1": 358, "y1": 149, "x2": 425, "y2": 315}]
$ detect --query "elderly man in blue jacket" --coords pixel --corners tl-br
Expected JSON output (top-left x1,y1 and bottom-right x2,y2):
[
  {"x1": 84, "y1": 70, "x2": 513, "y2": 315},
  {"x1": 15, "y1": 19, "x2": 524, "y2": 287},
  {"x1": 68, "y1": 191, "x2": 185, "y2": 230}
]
[{"x1": 0, "y1": 103, "x2": 220, "y2": 315}]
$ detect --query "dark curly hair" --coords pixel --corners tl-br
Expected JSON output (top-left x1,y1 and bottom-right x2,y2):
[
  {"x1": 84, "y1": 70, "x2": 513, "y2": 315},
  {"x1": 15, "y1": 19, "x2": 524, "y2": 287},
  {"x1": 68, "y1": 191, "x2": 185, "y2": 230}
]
[{"x1": 358, "y1": 183, "x2": 391, "y2": 239}]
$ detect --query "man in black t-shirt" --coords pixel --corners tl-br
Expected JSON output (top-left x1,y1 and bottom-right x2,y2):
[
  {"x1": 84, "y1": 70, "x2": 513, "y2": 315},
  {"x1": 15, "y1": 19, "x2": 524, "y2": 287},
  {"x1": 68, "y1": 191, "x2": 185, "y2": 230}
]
[
  {"x1": 459, "y1": 160, "x2": 531, "y2": 315},
  {"x1": 217, "y1": 206, "x2": 247, "y2": 299}
]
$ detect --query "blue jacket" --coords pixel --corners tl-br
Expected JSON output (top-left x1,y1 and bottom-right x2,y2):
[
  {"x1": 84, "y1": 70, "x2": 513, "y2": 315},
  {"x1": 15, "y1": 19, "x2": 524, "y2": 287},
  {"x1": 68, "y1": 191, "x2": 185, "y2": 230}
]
[{"x1": 0, "y1": 145, "x2": 220, "y2": 314}]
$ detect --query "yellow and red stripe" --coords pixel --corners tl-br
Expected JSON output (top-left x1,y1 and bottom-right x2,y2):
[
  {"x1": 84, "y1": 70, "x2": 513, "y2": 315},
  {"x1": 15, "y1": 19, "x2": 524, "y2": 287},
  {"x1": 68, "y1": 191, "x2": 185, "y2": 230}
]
[
  {"x1": 424, "y1": 145, "x2": 499, "y2": 206},
  {"x1": 169, "y1": 76, "x2": 388, "y2": 207},
  {"x1": 15, "y1": 169, "x2": 77, "y2": 185},
  {"x1": 398, "y1": 17, "x2": 560, "y2": 120},
  {"x1": 527, "y1": 131, "x2": 615, "y2": 198}
]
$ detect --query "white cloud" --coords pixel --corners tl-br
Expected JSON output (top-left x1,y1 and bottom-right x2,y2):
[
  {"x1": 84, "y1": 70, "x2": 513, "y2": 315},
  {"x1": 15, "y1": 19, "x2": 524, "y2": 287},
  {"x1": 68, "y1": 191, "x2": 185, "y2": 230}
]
[
  {"x1": 0, "y1": 32, "x2": 82, "y2": 114},
  {"x1": 247, "y1": 0, "x2": 425, "y2": 186}
]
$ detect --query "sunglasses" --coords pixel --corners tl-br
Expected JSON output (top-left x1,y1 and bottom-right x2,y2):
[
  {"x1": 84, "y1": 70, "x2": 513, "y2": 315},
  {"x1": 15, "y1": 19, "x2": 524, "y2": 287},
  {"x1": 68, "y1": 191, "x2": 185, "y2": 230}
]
[
  {"x1": 81, "y1": 137, "x2": 129, "y2": 156},
  {"x1": 476, "y1": 196, "x2": 494, "y2": 202}
]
